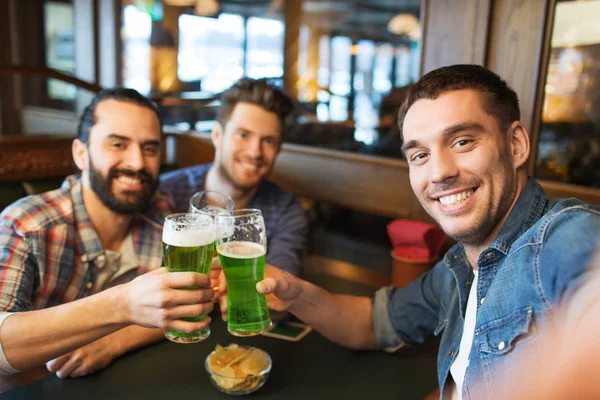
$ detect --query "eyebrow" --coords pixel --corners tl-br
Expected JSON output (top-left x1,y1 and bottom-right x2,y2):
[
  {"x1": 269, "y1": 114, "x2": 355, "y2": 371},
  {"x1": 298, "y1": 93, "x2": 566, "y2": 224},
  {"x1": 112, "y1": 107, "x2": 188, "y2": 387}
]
[
  {"x1": 106, "y1": 134, "x2": 161, "y2": 147},
  {"x1": 401, "y1": 121, "x2": 485, "y2": 154}
]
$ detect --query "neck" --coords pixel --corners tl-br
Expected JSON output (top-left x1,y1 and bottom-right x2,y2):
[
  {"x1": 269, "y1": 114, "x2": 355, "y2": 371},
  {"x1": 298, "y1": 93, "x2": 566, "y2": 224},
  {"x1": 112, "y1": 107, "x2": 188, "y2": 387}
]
[
  {"x1": 206, "y1": 165, "x2": 258, "y2": 209},
  {"x1": 463, "y1": 173, "x2": 529, "y2": 270},
  {"x1": 81, "y1": 182, "x2": 132, "y2": 252}
]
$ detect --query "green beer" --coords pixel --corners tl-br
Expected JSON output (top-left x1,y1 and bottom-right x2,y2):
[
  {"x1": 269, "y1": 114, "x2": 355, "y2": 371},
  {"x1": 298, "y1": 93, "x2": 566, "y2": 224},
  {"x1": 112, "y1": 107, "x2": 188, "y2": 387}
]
[
  {"x1": 162, "y1": 213, "x2": 214, "y2": 343},
  {"x1": 218, "y1": 241, "x2": 271, "y2": 336}
]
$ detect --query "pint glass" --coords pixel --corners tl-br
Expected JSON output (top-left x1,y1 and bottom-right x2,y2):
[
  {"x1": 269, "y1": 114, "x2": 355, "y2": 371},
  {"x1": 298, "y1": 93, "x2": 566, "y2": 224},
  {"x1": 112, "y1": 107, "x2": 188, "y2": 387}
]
[
  {"x1": 162, "y1": 213, "x2": 214, "y2": 343},
  {"x1": 215, "y1": 209, "x2": 272, "y2": 336}
]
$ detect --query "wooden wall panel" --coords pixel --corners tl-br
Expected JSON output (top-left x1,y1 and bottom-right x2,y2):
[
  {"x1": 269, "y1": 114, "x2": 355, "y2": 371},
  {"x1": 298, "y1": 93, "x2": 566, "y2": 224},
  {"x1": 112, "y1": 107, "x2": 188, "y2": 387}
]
[
  {"x1": 173, "y1": 133, "x2": 433, "y2": 222},
  {"x1": 486, "y1": 0, "x2": 550, "y2": 136},
  {"x1": 421, "y1": 0, "x2": 492, "y2": 74}
]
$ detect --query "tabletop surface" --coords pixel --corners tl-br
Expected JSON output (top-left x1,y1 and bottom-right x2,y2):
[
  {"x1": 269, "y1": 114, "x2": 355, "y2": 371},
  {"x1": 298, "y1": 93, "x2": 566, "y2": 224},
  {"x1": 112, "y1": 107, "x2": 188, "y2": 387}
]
[{"x1": 2, "y1": 274, "x2": 439, "y2": 400}]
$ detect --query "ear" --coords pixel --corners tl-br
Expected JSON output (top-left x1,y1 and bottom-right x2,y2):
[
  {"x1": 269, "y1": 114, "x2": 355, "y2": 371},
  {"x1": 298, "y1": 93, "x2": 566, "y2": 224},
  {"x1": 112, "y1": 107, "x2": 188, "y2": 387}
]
[
  {"x1": 507, "y1": 121, "x2": 530, "y2": 171},
  {"x1": 72, "y1": 139, "x2": 89, "y2": 172},
  {"x1": 211, "y1": 122, "x2": 224, "y2": 151}
]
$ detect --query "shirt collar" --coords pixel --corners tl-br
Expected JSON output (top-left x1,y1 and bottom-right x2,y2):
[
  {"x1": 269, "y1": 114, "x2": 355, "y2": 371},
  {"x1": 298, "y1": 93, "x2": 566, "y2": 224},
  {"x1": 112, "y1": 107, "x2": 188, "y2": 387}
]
[
  {"x1": 443, "y1": 177, "x2": 548, "y2": 267},
  {"x1": 487, "y1": 177, "x2": 548, "y2": 255},
  {"x1": 66, "y1": 175, "x2": 170, "y2": 263},
  {"x1": 69, "y1": 177, "x2": 105, "y2": 262}
]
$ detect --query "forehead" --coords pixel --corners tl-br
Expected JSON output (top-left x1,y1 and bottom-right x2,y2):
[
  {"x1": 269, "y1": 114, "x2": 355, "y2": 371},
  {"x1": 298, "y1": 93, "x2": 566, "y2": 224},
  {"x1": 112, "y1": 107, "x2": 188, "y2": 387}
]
[
  {"x1": 402, "y1": 89, "x2": 494, "y2": 142},
  {"x1": 90, "y1": 99, "x2": 161, "y2": 141},
  {"x1": 225, "y1": 102, "x2": 282, "y2": 137}
]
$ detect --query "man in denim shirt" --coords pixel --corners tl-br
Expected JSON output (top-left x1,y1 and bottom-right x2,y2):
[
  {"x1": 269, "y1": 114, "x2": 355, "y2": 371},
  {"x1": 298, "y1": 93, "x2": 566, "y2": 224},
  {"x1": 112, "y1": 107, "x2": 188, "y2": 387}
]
[{"x1": 248, "y1": 65, "x2": 600, "y2": 399}]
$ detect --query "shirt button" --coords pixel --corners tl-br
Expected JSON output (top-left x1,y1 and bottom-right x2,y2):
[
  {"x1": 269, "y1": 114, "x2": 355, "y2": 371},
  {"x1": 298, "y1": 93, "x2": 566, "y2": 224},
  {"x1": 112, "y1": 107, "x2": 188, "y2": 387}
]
[
  {"x1": 86, "y1": 281, "x2": 93, "y2": 290},
  {"x1": 480, "y1": 297, "x2": 485, "y2": 305},
  {"x1": 448, "y1": 350, "x2": 454, "y2": 356},
  {"x1": 486, "y1": 252, "x2": 493, "y2": 258},
  {"x1": 498, "y1": 341, "x2": 506, "y2": 351}
]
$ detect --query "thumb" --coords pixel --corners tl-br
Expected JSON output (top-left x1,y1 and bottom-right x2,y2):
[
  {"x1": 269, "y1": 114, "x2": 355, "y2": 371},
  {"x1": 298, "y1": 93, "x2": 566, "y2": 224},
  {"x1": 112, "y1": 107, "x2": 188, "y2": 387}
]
[{"x1": 256, "y1": 277, "x2": 278, "y2": 294}]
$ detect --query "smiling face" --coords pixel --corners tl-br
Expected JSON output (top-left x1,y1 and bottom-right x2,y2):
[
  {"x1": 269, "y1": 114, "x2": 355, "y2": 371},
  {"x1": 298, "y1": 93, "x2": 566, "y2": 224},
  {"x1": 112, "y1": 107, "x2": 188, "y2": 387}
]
[
  {"x1": 212, "y1": 102, "x2": 281, "y2": 191},
  {"x1": 402, "y1": 89, "x2": 529, "y2": 247},
  {"x1": 75, "y1": 99, "x2": 162, "y2": 214}
]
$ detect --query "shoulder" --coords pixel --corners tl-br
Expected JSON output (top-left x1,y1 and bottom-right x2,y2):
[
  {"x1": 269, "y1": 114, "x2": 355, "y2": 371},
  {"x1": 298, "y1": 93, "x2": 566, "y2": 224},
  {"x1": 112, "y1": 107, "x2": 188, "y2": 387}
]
[
  {"x1": 256, "y1": 180, "x2": 298, "y2": 207},
  {"x1": 534, "y1": 198, "x2": 600, "y2": 244},
  {"x1": 160, "y1": 163, "x2": 212, "y2": 188},
  {"x1": 0, "y1": 187, "x2": 73, "y2": 234}
]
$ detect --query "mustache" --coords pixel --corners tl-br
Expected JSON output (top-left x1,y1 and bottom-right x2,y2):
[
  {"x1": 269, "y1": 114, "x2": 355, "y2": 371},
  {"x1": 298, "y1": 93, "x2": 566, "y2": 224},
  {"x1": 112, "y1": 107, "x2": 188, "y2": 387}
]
[{"x1": 107, "y1": 168, "x2": 154, "y2": 184}]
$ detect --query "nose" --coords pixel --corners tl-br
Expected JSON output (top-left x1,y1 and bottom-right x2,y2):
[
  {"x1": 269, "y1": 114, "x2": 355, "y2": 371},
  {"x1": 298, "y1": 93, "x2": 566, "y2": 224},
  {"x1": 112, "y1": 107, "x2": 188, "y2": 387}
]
[
  {"x1": 125, "y1": 145, "x2": 145, "y2": 171},
  {"x1": 247, "y1": 137, "x2": 262, "y2": 159},
  {"x1": 429, "y1": 149, "x2": 459, "y2": 184}
]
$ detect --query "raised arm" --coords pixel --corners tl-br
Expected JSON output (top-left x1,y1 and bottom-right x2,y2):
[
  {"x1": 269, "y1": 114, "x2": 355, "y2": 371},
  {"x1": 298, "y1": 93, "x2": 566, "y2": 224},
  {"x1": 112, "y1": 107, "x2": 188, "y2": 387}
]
[{"x1": 0, "y1": 268, "x2": 214, "y2": 373}]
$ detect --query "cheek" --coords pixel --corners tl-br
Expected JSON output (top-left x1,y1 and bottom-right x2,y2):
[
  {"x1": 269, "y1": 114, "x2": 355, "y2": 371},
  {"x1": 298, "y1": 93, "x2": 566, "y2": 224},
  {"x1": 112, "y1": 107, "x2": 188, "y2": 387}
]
[{"x1": 409, "y1": 168, "x2": 427, "y2": 194}]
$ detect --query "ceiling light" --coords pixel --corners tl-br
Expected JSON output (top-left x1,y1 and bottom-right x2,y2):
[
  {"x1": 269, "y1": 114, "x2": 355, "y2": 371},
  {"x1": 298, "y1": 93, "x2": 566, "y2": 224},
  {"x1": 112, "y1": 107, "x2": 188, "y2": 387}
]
[
  {"x1": 195, "y1": 0, "x2": 219, "y2": 16},
  {"x1": 388, "y1": 14, "x2": 421, "y2": 41}
]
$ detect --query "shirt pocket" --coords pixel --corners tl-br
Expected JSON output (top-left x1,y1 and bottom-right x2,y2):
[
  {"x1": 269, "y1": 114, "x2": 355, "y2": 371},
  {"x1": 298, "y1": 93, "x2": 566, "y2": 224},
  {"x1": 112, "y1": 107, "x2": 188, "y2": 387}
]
[{"x1": 477, "y1": 306, "x2": 534, "y2": 355}]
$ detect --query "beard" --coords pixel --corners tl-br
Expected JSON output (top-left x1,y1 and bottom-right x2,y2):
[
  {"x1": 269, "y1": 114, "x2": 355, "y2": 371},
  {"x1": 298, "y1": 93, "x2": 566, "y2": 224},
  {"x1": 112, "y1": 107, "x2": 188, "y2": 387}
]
[{"x1": 88, "y1": 155, "x2": 158, "y2": 215}]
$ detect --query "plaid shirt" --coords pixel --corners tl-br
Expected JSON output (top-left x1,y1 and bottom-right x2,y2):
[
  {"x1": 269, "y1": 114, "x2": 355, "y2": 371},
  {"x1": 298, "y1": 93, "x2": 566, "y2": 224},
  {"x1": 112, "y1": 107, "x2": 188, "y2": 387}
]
[
  {"x1": 0, "y1": 176, "x2": 173, "y2": 312},
  {"x1": 160, "y1": 163, "x2": 308, "y2": 276}
]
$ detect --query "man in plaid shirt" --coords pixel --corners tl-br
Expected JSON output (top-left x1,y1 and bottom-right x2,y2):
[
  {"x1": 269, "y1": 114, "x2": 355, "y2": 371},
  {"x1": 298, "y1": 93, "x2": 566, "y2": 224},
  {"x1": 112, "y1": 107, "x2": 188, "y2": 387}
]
[{"x1": 0, "y1": 89, "x2": 216, "y2": 378}]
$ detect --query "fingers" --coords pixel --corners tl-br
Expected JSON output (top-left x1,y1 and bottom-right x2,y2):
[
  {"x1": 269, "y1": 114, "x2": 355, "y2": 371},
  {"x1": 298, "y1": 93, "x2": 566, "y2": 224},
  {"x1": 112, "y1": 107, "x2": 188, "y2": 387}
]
[
  {"x1": 46, "y1": 354, "x2": 70, "y2": 374},
  {"x1": 165, "y1": 316, "x2": 212, "y2": 333},
  {"x1": 160, "y1": 287, "x2": 215, "y2": 307},
  {"x1": 219, "y1": 294, "x2": 228, "y2": 321},
  {"x1": 256, "y1": 277, "x2": 279, "y2": 294},
  {"x1": 163, "y1": 272, "x2": 211, "y2": 290},
  {"x1": 54, "y1": 355, "x2": 80, "y2": 379},
  {"x1": 162, "y1": 302, "x2": 214, "y2": 320}
]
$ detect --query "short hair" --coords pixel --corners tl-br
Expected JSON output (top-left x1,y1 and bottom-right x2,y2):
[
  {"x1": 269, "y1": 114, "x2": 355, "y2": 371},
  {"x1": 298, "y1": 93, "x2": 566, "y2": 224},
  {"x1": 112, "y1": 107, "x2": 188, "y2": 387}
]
[
  {"x1": 398, "y1": 64, "x2": 520, "y2": 139},
  {"x1": 77, "y1": 88, "x2": 162, "y2": 143},
  {"x1": 216, "y1": 78, "x2": 295, "y2": 138}
]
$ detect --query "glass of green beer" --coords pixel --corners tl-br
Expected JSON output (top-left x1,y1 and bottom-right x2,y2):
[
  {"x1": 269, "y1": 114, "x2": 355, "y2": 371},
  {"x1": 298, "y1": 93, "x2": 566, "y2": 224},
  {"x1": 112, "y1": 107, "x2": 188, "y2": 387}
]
[
  {"x1": 162, "y1": 213, "x2": 215, "y2": 343},
  {"x1": 215, "y1": 209, "x2": 272, "y2": 337}
]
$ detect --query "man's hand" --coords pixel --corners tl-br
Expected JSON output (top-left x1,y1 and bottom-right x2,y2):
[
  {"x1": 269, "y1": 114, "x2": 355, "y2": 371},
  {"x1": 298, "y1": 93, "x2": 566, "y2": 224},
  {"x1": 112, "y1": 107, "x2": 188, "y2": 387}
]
[
  {"x1": 119, "y1": 267, "x2": 215, "y2": 332},
  {"x1": 45, "y1": 338, "x2": 117, "y2": 379},
  {"x1": 217, "y1": 264, "x2": 300, "y2": 321},
  {"x1": 256, "y1": 265, "x2": 303, "y2": 312}
]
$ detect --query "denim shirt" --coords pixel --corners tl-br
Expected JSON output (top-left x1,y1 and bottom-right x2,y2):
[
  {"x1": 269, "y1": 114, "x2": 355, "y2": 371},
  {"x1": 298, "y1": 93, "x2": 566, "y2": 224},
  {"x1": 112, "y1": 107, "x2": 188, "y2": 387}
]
[{"x1": 372, "y1": 178, "x2": 600, "y2": 399}]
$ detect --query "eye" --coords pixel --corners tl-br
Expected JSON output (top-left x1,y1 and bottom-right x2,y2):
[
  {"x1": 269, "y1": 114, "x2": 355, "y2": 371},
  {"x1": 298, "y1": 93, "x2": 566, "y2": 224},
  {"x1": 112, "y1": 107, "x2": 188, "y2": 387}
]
[
  {"x1": 237, "y1": 131, "x2": 249, "y2": 139},
  {"x1": 263, "y1": 137, "x2": 279, "y2": 147},
  {"x1": 143, "y1": 145, "x2": 159, "y2": 155},
  {"x1": 408, "y1": 151, "x2": 429, "y2": 165},
  {"x1": 453, "y1": 139, "x2": 471, "y2": 148},
  {"x1": 109, "y1": 140, "x2": 125, "y2": 149}
]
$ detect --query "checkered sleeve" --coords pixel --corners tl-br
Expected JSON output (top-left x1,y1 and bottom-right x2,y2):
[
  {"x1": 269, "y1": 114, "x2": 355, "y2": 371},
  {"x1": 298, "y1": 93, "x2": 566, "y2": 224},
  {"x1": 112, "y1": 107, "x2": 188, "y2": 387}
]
[
  {"x1": 0, "y1": 219, "x2": 36, "y2": 312},
  {"x1": 265, "y1": 198, "x2": 309, "y2": 276}
]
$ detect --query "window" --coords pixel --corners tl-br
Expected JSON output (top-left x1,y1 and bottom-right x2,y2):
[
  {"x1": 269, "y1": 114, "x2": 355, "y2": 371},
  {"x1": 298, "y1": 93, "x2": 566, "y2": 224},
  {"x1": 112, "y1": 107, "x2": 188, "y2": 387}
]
[
  {"x1": 122, "y1": 5, "x2": 151, "y2": 94},
  {"x1": 246, "y1": 17, "x2": 284, "y2": 79},
  {"x1": 535, "y1": 0, "x2": 600, "y2": 188},
  {"x1": 44, "y1": 1, "x2": 76, "y2": 100},
  {"x1": 178, "y1": 13, "x2": 245, "y2": 93}
]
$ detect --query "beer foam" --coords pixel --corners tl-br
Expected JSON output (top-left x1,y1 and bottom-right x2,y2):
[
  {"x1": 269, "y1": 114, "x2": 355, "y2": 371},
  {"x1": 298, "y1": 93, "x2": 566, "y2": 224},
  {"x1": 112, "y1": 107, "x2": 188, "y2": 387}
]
[
  {"x1": 218, "y1": 241, "x2": 266, "y2": 258},
  {"x1": 163, "y1": 224, "x2": 215, "y2": 247}
]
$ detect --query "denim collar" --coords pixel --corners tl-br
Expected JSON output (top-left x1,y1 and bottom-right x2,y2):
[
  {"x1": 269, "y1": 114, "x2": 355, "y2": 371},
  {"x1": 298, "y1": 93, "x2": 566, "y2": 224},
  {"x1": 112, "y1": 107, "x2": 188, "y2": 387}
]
[{"x1": 443, "y1": 177, "x2": 548, "y2": 268}]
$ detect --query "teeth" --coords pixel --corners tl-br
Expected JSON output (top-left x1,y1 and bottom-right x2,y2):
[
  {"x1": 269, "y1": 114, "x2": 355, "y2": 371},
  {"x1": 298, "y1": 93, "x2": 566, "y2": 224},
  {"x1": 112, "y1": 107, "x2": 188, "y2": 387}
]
[
  {"x1": 439, "y1": 190, "x2": 473, "y2": 206},
  {"x1": 118, "y1": 176, "x2": 141, "y2": 185}
]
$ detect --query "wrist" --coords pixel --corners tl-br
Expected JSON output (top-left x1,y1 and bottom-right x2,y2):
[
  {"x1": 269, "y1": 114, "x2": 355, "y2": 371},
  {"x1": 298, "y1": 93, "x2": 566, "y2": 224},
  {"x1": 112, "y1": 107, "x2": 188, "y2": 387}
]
[{"x1": 109, "y1": 284, "x2": 132, "y2": 325}]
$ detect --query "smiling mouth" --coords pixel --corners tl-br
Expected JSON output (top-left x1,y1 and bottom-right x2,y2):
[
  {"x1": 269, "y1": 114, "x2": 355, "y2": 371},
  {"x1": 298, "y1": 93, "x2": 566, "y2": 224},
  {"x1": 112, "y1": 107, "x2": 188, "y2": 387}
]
[{"x1": 437, "y1": 189, "x2": 474, "y2": 206}]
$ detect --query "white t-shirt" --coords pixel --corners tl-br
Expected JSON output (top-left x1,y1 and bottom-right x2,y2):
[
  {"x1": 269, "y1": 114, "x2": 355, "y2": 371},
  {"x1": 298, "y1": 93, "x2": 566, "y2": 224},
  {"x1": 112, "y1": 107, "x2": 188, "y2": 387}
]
[{"x1": 450, "y1": 269, "x2": 479, "y2": 400}]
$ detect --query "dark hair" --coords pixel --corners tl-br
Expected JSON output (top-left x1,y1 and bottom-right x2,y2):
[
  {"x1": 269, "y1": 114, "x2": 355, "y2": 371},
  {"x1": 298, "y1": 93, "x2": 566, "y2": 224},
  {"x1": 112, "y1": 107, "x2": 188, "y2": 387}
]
[
  {"x1": 397, "y1": 64, "x2": 520, "y2": 139},
  {"x1": 77, "y1": 88, "x2": 162, "y2": 143},
  {"x1": 217, "y1": 78, "x2": 295, "y2": 138}
]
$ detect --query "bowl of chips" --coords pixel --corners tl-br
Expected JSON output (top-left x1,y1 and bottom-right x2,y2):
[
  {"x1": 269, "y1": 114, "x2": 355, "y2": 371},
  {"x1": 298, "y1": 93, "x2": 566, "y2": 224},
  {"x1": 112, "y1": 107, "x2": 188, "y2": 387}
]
[{"x1": 205, "y1": 343, "x2": 272, "y2": 395}]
